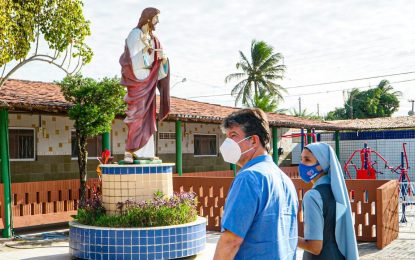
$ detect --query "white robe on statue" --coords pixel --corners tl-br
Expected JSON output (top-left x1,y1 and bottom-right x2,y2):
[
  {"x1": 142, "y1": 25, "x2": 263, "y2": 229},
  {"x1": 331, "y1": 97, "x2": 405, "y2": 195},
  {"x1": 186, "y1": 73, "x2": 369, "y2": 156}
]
[{"x1": 125, "y1": 28, "x2": 168, "y2": 158}]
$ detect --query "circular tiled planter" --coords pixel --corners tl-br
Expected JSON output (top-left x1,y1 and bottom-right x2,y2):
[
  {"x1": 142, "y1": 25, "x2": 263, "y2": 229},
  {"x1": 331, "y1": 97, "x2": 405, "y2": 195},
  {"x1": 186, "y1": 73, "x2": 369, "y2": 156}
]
[{"x1": 69, "y1": 216, "x2": 206, "y2": 260}]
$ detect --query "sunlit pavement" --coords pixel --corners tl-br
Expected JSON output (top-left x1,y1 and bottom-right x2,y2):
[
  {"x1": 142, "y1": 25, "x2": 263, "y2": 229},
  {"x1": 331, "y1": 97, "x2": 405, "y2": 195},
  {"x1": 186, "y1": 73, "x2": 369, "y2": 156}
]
[{"x1": 1, "y1": 227, "x2": 415, "y2": 260}]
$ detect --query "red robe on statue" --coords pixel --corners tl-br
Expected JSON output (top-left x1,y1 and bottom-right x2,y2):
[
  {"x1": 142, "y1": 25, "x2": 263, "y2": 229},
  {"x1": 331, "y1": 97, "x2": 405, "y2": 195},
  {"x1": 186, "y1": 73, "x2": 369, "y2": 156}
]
[{"x1": 119, "y1": 36, "x2": 170, "y2": 152}]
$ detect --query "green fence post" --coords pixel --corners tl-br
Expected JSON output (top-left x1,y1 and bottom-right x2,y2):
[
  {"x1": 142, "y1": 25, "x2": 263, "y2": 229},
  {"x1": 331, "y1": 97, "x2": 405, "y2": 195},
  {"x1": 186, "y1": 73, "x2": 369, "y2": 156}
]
[
  {"x1": 307, "y1": 128, "x2": 312, "y2": 144},
  {"x1": 102, "y1": 132, "x2": 110, "y2": 152},
  {"x1": 0, "y1": 108, "x2": 12, "y2": 238},
  {"x1": 230, "y1": 164, "x2": 236, "y2": 176},
  {"x1": 272, "y1": 126, "x2": 279, "y2": 165},
  {"x1": 175, "y1": 120, "x2": 183, "y2": 176},
  {"x1": 335, "y1": 130, "x2": 340, "y2": 158}
]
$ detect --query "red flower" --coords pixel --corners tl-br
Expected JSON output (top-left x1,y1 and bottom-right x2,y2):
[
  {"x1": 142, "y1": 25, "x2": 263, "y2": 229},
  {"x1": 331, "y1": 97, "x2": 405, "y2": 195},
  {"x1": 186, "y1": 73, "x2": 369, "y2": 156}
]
[{"x1": 101, "y1": 149, "x2": 111, "y2": 164}]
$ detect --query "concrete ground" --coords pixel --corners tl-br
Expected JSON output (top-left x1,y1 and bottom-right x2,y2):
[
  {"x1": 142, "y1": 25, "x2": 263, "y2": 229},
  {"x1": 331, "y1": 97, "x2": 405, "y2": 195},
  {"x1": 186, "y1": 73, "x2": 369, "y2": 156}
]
[
  {"x1": 1, "y1": 219, "x2": 415, "y2": 260},
  {"x1": 0, "y1": 232, "x2": 414, "y2": 260}
]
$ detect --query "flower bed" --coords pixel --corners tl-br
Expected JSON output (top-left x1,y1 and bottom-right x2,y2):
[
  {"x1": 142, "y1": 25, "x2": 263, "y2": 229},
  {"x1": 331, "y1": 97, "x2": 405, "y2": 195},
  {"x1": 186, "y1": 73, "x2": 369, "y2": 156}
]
[{"x1": 76, "y1": 191, "x2": 198, "y2": 228}]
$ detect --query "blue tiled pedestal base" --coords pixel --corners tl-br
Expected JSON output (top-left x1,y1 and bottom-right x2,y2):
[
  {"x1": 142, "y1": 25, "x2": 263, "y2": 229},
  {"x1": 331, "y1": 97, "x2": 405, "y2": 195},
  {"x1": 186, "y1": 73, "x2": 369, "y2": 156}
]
[{"x1": 69, "y1": 217, "x2": 206, "y2": 260}]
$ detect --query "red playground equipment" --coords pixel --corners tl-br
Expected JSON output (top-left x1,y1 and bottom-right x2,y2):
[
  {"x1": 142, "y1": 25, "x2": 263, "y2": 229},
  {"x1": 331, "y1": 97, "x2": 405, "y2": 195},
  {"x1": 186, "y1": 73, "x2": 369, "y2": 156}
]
[
  {"x1": 344, "y1": 143, "x2": 393, "y2": 180},
  {"x1": 344, "y1": 142, "x2": 413, "y2": 223}
]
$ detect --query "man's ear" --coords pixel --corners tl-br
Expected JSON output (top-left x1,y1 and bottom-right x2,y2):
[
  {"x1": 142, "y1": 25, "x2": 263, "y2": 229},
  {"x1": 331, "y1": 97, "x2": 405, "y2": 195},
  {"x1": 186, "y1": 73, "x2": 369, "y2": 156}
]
[{"x1": 251, "y1": 135, "x2": 259, "y2": 146}]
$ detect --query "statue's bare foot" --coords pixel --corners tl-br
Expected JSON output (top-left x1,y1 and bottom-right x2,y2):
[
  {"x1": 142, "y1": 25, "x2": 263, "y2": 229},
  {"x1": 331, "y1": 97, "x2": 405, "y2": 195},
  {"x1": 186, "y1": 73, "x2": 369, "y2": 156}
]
[
  {"x1": 123, "y1": 152, "x2": 134, "y2": 164},
  {"x1": 131, "y1": 150, "x2": 159, "y2": 161}
]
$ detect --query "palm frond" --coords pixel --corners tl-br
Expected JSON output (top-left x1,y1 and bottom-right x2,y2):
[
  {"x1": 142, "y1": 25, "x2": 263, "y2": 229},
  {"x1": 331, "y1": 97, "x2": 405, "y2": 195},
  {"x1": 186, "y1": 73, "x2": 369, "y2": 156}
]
[
  {"x1": 225, "y1": 73, "x2": 246, "y2": 83},
  {"x1": 239, "y1": 51, "x2": 252, "y2": 71}
]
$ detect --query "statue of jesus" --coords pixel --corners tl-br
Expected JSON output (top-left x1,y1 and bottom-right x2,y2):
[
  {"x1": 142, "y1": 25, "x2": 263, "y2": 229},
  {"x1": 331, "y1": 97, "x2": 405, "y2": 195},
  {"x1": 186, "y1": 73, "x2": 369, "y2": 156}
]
[{"x1": 119, "y1": 7, "x2": 170, "y2": 163}]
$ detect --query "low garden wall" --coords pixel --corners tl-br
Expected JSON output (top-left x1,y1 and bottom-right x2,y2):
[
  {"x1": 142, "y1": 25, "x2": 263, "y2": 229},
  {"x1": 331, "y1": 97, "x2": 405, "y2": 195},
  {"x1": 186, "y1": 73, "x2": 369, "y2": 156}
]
[
  {"x1": 0, "y1": 167, "x2": 399, "y2": 249},
  {"x1": 0, "y1": 179, "x2": 99, "y2": 229},
  {"x1": 173, "y1": 169, "x2": 399, "y2": 249}
]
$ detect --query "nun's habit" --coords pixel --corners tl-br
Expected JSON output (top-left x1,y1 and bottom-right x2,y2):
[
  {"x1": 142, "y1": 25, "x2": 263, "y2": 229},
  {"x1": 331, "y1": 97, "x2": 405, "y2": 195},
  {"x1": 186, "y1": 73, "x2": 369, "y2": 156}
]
[{"x1": 305, "y1": 142, "x2": 359, "y2": 260}]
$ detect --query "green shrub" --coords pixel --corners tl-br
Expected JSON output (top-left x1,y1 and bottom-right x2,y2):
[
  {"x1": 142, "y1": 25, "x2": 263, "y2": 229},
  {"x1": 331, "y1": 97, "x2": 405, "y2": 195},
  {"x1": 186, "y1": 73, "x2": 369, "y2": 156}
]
[{"x1": 75, "y1": 191, "x2": 198, "y2": 228}]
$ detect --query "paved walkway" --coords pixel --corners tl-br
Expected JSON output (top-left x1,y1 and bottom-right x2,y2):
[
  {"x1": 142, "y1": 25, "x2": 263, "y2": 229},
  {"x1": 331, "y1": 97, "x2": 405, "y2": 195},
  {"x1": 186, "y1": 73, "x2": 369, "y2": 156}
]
[{"x1": 0, "y1": 226, "x2": 414, "y2": 259}]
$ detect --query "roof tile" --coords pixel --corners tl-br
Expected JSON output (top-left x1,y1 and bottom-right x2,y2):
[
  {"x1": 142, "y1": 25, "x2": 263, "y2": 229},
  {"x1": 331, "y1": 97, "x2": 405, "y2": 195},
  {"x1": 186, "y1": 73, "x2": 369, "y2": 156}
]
[{"x1": 1, "y1": 79, "x2": 346, "y2": 130}]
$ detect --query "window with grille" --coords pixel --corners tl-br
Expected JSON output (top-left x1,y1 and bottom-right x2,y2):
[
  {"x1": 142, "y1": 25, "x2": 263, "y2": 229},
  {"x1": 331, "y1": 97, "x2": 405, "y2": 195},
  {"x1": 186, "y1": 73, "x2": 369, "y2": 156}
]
[
  {"x1": 159, "y1": 132, "x2": 176, "y2": 140},
  {"x1": 194, "y1": 134, "x2": 217, "y2": 156},
  {"x1": 71, "y1": 131, "x2": 102, "y2": 158},
  {"x1": 9, "y1": 128, "x2": 35, "y2": 160}
]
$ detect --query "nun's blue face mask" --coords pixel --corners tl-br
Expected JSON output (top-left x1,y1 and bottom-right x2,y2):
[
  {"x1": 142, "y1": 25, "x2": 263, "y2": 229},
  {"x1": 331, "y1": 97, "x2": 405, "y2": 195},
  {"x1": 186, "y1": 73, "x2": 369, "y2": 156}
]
[{"x1": 298, "y1": 162, "x2": 324, "y2": 183}]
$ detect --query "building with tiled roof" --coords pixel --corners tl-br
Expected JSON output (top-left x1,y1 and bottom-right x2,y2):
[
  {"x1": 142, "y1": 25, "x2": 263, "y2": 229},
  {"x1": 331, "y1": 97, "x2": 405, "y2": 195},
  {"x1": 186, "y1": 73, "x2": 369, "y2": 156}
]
[
  {"x1": 4, "y1": 79, "x2": 415, "y2": 184},
  {"x1": 1, "y1": 79, "x2": 348, "y2": 130},
  {"x1": 0, "y1": 79, "x2": 317, "y2": 183}
]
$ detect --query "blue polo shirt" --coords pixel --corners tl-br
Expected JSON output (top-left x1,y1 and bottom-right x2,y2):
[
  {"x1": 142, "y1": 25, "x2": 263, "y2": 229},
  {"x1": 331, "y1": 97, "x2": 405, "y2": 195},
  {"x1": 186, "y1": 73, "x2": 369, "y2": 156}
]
[{"x1": 221, "y1": 155, "x2": 299, "y2": 260}]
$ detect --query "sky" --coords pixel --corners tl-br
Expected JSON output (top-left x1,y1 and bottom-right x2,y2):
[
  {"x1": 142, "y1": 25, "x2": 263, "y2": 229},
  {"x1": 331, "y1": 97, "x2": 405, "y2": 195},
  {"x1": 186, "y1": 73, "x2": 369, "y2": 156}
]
[{"x1": 9, "y1": 0, "x2": 415, "y2": 117}]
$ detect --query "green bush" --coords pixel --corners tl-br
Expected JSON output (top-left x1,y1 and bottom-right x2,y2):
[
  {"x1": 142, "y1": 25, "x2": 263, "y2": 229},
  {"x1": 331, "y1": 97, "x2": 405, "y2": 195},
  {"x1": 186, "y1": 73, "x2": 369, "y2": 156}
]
[{"x1": 75, "y1": 191, "x2": 198, "y2": 228}]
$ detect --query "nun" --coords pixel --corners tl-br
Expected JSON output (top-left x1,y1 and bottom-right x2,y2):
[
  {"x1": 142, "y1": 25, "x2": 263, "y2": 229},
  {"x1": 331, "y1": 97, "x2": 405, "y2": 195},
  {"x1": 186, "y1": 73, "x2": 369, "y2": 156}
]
[{"x1": 297, "y1": 142, "x2": 359, "y2": 260}]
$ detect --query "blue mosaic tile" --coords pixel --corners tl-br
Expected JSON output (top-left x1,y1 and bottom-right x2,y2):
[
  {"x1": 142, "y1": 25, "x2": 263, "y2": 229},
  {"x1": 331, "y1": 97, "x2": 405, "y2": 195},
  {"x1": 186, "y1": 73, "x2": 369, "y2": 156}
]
[
  {"x1": 177, "y1": 227, "x2": 183, "y2": 235},
  {"x1": 102, "y1": 245, "x2": 109, "y2": 253},
  {"x1": 169, "y1": 251, "x2": 177, "y2": 259},
  {"x1": 108, "y1": 246, "x2": 116, "y2": 254},
  {"x1": 120, "y1": 167, "x2": 127, "y2": 174},
  {"x1": 139, "y1": 236, "x2": 147, "y2": 245},
  {"x1": 124, "y1": 246, "x2": 131, "y2": 254},
  {"x1": 139, "y1": 246, "x2": 147, "y2": 254},
  {"x1": 132, "y1": 246, "x2": 139, "y2": 254},
  {"x1": 176, "y1": 250, "x2": 184, "y2": 258},
  {"x1": 132, "y1": 236, "x2": 139, "y2": 244},
  {"x1": 155, "y1": 229, "x2": 162, "y2": 237},
  {"x1": 148, "y1": 235, "x2": 155, "y2": 245},
  {"x1": 162, "y1": 228, "x2": 169, "y2": 237},
  {"x1": 177, "y1": 242, "x2": 183, "y2": 250},
  {"x1": 163, "y1": 244, "x2": 169, "y2": 252},
  {"x1": 162, "y1": 236, "x2": 169, "y2": 244},
  {"x1": 109, "y1": 236, "x2": 116, "y2": 245},
  {"x1": 90, "y1": 252, "x2": 98, "y2": 260},
  {"x1": 135, "y1": 167, "x2": 143, "y2": 174},
  {"x1": 143, "y1": 167, "x2": 150, "y2": 174},
  {"x1": 123, "y1": 237, "x2": 131, "y2": 245},
  {"x1": 102, "y1": 236, "x2": 109, "y2": 245},
  {"x1": 116, "y1": 244, "x2": 123, "y2": 254}
]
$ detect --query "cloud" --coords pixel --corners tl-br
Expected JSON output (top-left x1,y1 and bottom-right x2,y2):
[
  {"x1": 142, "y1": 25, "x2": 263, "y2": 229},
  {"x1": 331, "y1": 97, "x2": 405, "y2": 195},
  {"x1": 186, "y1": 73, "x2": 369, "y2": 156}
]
[{"x1": 8, "y1": 0, "x2": 415, "y2": 116}]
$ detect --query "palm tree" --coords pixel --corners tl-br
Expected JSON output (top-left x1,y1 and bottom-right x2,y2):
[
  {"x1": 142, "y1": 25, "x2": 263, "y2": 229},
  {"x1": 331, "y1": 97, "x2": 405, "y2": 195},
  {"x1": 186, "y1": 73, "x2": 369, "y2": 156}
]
[
  {"x1": 377, "y1": 79, "x2": 402, "y2": 97},
  {"x1": 290, "y1": 108, "x2": 316, "y2": 118},
  {"x1": 250, "y1": 90, "x2": 287, "y2": 114},
  {"x1": 225, "y1": 40, "x2": 286, "y2": 106}
]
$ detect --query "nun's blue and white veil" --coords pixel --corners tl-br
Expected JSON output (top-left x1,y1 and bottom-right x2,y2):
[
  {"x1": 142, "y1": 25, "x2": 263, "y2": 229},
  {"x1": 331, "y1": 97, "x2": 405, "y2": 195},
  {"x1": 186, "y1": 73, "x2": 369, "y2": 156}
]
[{"x1": 305, "y1": 142, "x2": 359, "y2": 260}]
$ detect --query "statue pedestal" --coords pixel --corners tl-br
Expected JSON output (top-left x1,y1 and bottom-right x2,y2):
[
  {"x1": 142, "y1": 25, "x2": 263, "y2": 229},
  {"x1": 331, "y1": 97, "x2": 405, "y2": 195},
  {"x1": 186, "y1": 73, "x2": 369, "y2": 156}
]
[
  {"x1": 70, "y1": 163, "x2": 207, "y2": 259},
  {"x1": 100, "y1": 163, "x2": 174, "y2": 215}
]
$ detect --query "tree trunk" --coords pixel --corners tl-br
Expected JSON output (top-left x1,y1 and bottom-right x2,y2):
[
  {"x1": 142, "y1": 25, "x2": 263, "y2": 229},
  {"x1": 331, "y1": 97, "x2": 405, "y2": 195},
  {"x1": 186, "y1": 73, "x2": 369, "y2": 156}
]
[{"x1": 76, "y1": 130, "x2": 88, "y2": 206}]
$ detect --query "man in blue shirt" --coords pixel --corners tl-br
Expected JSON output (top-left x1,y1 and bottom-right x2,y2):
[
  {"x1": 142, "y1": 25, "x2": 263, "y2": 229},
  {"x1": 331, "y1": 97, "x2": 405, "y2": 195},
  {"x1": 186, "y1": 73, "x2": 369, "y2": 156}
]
[{"x1": 214, "y1": 108, "x2": 299, "y2": 260}]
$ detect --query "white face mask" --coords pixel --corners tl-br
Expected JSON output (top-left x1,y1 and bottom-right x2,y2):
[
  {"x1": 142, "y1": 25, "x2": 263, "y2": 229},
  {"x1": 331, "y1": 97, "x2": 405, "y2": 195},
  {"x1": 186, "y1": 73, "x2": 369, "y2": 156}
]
[{"x1": 219, "y1": 136, "x2": 254, "y2": 164}]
